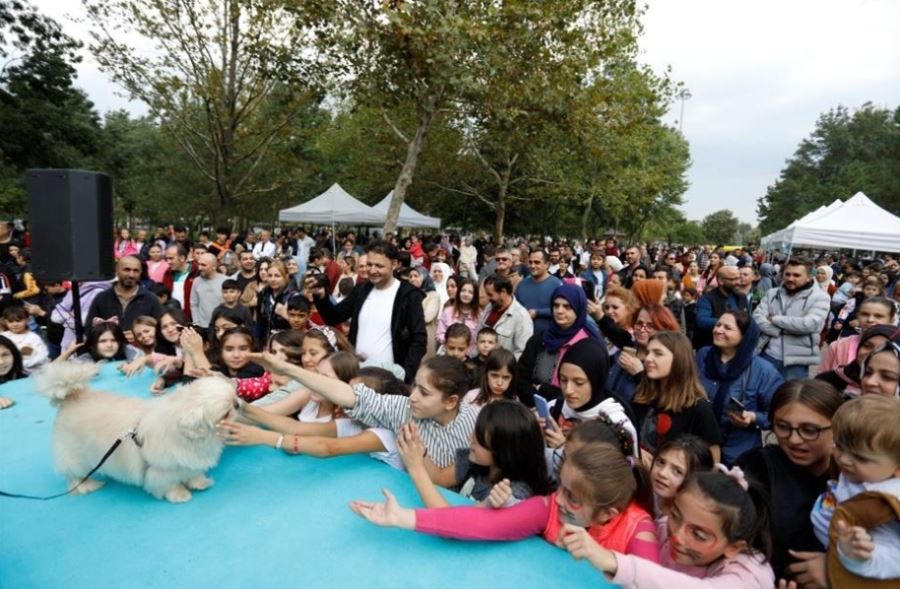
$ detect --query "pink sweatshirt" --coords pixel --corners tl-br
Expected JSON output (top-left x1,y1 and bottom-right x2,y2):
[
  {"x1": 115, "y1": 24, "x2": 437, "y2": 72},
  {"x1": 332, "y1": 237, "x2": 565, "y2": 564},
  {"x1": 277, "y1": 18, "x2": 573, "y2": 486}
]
[
  {"x1": 610, "y1": 520, "x2": 774, "y2": 589},
  {"x1": 415, "y1": 494, "x2": 659, "y2": 562},
  {"x1": 818, "y1": 335, "x2": 859, "y2": 374}
]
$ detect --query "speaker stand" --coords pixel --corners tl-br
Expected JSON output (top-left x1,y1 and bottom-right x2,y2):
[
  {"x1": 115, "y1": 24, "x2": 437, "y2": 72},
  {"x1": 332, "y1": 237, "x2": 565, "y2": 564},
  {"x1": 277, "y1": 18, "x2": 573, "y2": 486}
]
[{"x1": 70, "y1": 282, "x2": 85, "y2": 344}]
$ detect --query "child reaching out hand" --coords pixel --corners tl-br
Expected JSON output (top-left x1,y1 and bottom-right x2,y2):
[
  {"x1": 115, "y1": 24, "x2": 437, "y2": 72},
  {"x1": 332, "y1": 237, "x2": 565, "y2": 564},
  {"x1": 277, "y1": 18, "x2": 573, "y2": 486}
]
[
  {"x1": 218, "y1": 351, "x2": 359, "y2": 449},
  {"x1": 558, "y1": 467, "x2": 774, "y2": 589},
  {"x1": 398, "y1": 400, "x2": 549, "y2": 508},
  {"x1": 247, "y1": 351, "x2": 478, "y2": 485},
  {"x1": 350, "y1": 442, "x2": 658, "y2": 561}
]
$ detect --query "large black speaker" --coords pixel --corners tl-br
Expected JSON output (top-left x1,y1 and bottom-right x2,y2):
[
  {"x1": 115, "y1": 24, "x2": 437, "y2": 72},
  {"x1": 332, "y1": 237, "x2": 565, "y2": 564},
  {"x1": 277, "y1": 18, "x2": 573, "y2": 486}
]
[{"x1": 26, "y1": 169, "x2": 115, "y2": 282}]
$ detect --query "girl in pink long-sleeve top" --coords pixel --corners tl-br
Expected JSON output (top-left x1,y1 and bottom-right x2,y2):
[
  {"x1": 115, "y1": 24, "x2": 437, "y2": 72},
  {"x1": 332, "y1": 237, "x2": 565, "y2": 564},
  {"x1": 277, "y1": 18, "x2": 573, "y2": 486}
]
[
  {"x1": 350, "y1": 442, "x2": 660, "y2": 562},
  {"x1": 435, "y1": 278, "x2": 481, "y2": 356},
  {"x1": 560, "y1": 467, "x2": 775, "y2": 589}
]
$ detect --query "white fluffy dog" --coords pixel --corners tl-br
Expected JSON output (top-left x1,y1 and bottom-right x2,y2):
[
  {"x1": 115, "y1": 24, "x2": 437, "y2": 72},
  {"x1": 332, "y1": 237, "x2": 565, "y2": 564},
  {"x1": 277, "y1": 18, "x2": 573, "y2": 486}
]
[{"x1": 33, "y1": 362, "x2": 237, "y2": 503}]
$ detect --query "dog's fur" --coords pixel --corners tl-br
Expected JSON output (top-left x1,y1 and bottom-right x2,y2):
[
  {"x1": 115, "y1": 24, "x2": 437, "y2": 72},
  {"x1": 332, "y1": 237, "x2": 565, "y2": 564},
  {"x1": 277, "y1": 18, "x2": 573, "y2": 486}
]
[{"x1": 33, "y1": 362, "x2": 237, "y2": 503}]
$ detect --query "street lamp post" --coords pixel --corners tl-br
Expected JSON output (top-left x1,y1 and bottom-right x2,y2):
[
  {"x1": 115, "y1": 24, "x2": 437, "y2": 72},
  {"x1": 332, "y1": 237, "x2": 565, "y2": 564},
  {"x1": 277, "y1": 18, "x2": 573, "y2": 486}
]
[{"x1": 678, "y1": 89, "x2": 692, "y2": 133}]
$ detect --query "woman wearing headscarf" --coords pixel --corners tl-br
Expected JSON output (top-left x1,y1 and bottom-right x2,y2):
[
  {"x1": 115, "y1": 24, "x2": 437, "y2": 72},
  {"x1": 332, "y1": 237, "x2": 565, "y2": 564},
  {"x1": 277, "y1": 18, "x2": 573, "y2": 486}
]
[
  {"x1": 430, "y1": 262, "x2": 454, "y2": 308},
  {"x1": 517, "y1": 283, "x2": 603, "y2": 403},
  {"x1": 817, "y1": 324, "x2": 900, "y2": 397},
  {"x1": 546, "y1": 338, "x2": 636, "y2": 445},
  {"x1": 814, "y1": 265, "x2": 836, "y2": 296},
  {"x1": 695, "y1": 309, "x2": 783, "y2": 465},
  {"x1": 458, "y1": 237, "x2": 478, "y2": 279},
  {"x1": 756, "y1": 262, "x2": 776, "y2": 295}
]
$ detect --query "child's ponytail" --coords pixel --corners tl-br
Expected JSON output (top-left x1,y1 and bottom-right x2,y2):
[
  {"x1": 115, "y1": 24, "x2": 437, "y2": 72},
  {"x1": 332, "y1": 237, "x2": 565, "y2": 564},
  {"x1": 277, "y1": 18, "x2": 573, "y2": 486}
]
[{"x1": 687, "y1": 468, "x2": 772, "y2": 561}]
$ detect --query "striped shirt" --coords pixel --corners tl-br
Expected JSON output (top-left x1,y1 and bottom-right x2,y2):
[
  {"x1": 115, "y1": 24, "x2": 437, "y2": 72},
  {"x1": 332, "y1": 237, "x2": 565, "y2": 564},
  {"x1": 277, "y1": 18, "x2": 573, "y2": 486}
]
[{"x1": 347, "y1": 383, "x2": 480, "y2": 468}]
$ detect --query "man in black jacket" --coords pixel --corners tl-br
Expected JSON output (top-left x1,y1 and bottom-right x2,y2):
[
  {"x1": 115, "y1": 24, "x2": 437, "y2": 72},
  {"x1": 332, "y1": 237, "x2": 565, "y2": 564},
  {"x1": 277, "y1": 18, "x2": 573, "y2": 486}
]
[
  {"x1": 309, "y1": 240, "x2": 426, "y2": 383},
  {"x1": 86, "y1": 255, "x2": 162, "y2": 341}
]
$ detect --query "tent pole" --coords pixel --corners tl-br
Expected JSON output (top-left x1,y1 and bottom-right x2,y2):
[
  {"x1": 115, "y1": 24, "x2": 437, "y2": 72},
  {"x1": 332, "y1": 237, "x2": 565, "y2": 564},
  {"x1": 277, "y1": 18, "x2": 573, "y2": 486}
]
[{"x1": 331, "y1": 220, "x2": 336, "y2": 254}]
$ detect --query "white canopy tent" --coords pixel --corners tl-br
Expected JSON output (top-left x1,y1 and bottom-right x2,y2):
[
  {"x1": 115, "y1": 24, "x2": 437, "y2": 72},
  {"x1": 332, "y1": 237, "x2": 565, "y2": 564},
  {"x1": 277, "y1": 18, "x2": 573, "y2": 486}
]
[
  {"x1": 278, "y1": 183, "x2": 384, "y2": 225},
  {"x1": 279, "y1": 183, "x2": 385, "y2": 252},
  {"x1": 760, "y1": 192, "x2": 900, "y2": 253},
  {"x1": 372, "y1": 191, "x2": 442, "y2": 229},
  {"x1": 760, "y1": 199, "x2": 844, "y2": 250}
]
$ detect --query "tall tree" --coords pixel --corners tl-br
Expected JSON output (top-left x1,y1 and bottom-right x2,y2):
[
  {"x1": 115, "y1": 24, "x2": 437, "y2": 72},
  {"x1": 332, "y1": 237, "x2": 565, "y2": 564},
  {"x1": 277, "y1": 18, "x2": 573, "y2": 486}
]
[
  {"x1": 554, "y1": 57, "x2": 688, "y2": 242},
  {"x1": 301, "y1": 0, "x2": 485, "y2": 234},
  {"x1": 303, "y1": 0, "x2": 644, "y2": 236},
  {"x1": 446, "y1": 1, "x2": 643, "y2": 242},
  {"x1": 757, "y1": 103, "x2": 900, "y2": 234},
  {"x1": 1, "y1": 2, "x2": 99, "y2": 214},
  {"x1": 85, "y1": 0, "x2": 319, "y2": 212},
  {"x1": 701, "y1": 209, "x2": 739, "y2": 245},
  {"x1": 0, "y1": 0, "x2": 80, "y2": 62}
]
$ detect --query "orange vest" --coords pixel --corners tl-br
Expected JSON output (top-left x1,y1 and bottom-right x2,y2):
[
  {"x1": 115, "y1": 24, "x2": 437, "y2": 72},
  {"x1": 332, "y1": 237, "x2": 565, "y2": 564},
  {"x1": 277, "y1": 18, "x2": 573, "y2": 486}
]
[{"x1": 543, "y1": 494, "x2": 652, "y2": 555}]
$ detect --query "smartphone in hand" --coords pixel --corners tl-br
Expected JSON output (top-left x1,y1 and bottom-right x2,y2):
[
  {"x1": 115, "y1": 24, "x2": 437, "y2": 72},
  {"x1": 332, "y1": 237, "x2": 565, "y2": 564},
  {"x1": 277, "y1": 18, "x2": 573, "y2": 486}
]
[
  {"x1": 533, "y1": 394, "x2": 552, "y2": 429},
  {"x1": 728, "y1": 397, "x2": 746, "y2": 413}
]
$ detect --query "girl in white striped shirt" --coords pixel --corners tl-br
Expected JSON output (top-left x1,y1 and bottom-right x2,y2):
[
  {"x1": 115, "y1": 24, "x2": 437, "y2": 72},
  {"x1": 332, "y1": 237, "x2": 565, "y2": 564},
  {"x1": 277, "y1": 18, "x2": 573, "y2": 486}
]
[{"x1": 248, "y1": 353, "x2": 479, "y2": 487}]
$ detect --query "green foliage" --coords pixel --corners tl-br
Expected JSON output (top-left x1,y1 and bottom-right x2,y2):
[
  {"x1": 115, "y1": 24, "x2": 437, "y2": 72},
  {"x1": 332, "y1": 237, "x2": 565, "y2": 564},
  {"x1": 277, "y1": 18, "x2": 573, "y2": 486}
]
[
  {"x1": 701, "y1": 209, "x2": 739, "y2": 245},
  {"x1": 85, "y1": 0, "x2": 320, "y2": 211},
  {"x1": 295, "y1": 0, "x2": 680, "y2": 237},
  {"x1": 757, "y1": 103, "x2": 900, "y2": 234},
  {"x1": 641, "y1": 206, "x2": 704, "y2": 245},
  {"x1": 0, "y1": 0, "x2": 81, "y2": 61},
  {"x1": 0, "y1": 4, "x2": 101, "y2": 215},
  {"x1": 0, "y1": 0, "x2": 692, "y2": 239}
]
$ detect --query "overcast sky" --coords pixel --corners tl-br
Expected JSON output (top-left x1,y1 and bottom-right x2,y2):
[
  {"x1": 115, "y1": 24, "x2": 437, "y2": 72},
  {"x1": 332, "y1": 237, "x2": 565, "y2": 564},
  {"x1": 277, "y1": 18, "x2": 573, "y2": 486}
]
[{"x1": 30, "y1": 0, "x2": 900, "y2": 224}]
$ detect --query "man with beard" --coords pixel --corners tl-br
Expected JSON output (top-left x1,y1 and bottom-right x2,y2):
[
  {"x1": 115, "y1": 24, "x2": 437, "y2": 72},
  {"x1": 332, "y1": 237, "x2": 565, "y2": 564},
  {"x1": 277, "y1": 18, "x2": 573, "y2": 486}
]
[
  {"x1": 310, "y1": 240, "x2": 425, "y2": 384},
  {"x1": 692, "y1": 265, "x2": 746, "y2": 349},
  {"x1": 190, "y1": 253, "x2": 226, "y2": 328},
  {"x1": 753, "y1": 257, "x2": 831, "y2": 380},
  {"x1": 86, "y1": 255, "x2": 162, "y2": 341},
  {"x1": 617, "y1": 245, "x2": 646, "y2": 289}
]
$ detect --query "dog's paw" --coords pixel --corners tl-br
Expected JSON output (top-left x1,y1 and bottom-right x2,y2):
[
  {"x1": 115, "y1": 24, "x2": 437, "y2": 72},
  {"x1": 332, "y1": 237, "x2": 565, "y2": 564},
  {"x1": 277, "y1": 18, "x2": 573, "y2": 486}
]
[
  {"x1": 70, "y1": 478, "x2": 104, "y2": 495},
  {"x1": 185, "y1": 475, "x2": 214, "y2": 491},
  {"x1": 164, "y1": 485, "x2": 193, "y2": 503}
]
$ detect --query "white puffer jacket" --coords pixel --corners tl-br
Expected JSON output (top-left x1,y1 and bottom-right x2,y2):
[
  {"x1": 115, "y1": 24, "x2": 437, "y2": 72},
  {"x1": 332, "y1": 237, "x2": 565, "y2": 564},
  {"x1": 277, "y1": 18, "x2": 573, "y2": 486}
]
[{"x1": 753, "y1": 282, "x2": 831, "y2": 366}]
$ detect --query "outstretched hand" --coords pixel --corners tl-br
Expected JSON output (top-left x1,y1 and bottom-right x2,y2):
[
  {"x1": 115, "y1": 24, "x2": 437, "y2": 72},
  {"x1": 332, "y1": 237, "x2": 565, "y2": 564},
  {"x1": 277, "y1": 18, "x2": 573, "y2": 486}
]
[
  {"x1": 218, "y1": 419, "x2": 266, "y2": 446},
  {"x1": 247, "y1": 352, "x2": 296, "y2": 377},
  {"x1": 118, "y1": 356, "x2": 147, "y2": 377},
  {"x1": 558, "y1": 523, "x2": 618, "y2": 574},
  {"x1": 484, "y1": 478, "x2": 513, "y2": 508},
  {"x1": 348, "y1": 488, "x2": 416, "y2": 530},
  {"x1": 180, "y1": 327, "x2": 204, "y2": 354},
  {"x1": 836, "y1": 519, "x2": 874, "y2": 562}
]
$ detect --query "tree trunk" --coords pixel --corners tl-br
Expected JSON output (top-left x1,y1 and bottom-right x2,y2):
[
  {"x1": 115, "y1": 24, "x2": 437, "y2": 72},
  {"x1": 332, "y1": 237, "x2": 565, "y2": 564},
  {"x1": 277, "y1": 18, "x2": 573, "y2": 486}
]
[
  {"x1": 384, "y1": 100, "x2": 436, "y2": 235},
  {"x1": 581, "y1": 194, "x2": 594, "y2": 242},
  {"x1": 493, "y1": 160, "x2": 513, "y2": 244},
  {"x1": 494, "y1": 188, "x2": 506, "y2": 245}
]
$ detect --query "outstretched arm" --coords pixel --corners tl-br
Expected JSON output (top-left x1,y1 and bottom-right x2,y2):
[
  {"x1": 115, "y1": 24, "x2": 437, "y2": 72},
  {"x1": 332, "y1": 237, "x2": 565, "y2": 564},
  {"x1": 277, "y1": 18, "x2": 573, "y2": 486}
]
[
  {"x1": 248, "y1": 352, "x2": 357, "y2": 408},
  {"x1": 240, "y1": 402, "x2": 338, "y2": 437}
]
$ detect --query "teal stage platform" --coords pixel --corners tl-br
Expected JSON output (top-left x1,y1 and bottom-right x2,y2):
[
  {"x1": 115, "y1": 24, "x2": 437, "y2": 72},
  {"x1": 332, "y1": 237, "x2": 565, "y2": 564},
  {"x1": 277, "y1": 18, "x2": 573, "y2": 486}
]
[{"x1": 0, "y1": 364, "x2": 613, "y2": 588}]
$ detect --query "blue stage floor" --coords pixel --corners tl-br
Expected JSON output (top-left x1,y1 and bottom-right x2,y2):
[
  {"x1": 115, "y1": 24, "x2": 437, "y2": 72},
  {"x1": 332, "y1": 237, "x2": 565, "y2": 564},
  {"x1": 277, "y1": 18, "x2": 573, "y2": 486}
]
[{"x1": 0, "y1": 364, "x2": 612, "y2": 588}]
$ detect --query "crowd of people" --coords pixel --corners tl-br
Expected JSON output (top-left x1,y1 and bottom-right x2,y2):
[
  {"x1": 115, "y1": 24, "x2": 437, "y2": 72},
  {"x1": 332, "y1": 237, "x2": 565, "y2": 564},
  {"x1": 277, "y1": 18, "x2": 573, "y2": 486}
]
[{"x1": 1, "y1": 219, "x2": 899, "y2": 588}]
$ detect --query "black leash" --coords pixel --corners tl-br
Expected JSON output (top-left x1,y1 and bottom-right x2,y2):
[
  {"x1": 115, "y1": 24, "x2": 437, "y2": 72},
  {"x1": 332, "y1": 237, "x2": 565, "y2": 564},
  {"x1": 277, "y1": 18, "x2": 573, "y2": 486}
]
[{"x1": 0, "y1": 429, "x2": 141, "y2": 500}]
